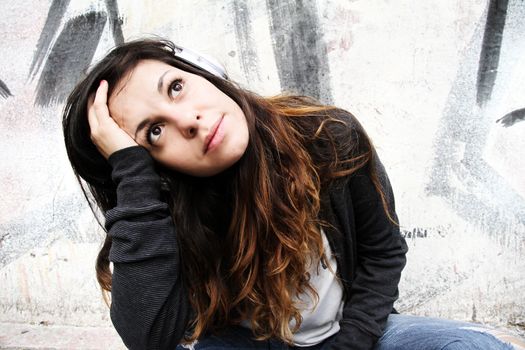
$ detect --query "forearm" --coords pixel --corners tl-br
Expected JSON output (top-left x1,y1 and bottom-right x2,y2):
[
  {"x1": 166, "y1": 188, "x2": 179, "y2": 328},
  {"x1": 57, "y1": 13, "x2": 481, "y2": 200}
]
[
  {"x1": 106, "y1": 146, "x2": 190, "y2": 349},
  {"x1": 326, "y1": 163, "x2": 407, "y2": 350},
  {"x1": 327, "y1": 241, "x2": 406, "y2": 350}
]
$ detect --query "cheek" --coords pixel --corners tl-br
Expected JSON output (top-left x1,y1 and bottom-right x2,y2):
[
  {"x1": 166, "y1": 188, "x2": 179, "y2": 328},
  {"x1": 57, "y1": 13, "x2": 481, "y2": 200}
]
[
  {"x1": 154, "y1": 145, "x2": 199, "y2": 171},
  {"x1": 110, "y1": 110, "x2": 134, "y2": 135},
  {"x1": 227, "y1": 123, "x2": 250, "y2": 160},
  {"x1": 239, "y1": 114, "x2": 250, "y2": 143},
  {"x1": 108, "y1": 97, "x2": 127, "y2": 127},
  {"x1": 239, "y1": 127, "x2": 250, "y2": 155}
]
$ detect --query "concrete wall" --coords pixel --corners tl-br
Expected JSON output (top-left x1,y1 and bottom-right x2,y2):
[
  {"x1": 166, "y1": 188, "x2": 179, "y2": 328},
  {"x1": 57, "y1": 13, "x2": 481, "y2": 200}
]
[{"x1": 1, "y1": 0, "x2": 523, "y2": 336}]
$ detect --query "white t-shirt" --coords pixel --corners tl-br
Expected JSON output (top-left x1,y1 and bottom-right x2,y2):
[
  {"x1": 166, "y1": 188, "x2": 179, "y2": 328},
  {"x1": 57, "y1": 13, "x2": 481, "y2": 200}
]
[
  {"x1": 290, "y1": 229, "x2": 344, "y2": 346},
  {"x1": 241, "y1": 229, "x2": 344, "y2": 346}
]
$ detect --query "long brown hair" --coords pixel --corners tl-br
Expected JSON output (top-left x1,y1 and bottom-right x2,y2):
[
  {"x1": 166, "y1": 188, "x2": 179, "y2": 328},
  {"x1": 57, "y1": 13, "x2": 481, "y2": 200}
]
[{"x1": 62, "y1": 39, "x2": 390, "y2": 344}]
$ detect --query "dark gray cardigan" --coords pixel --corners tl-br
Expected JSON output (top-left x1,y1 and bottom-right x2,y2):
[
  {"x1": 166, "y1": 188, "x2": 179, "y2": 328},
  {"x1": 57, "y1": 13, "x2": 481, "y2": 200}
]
[{"x1": 105, "y1": 130, "x2": 407, "y2": 350}]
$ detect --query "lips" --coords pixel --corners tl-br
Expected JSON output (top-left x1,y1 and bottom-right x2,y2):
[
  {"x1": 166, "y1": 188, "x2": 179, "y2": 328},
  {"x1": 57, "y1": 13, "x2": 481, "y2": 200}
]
[{"x1": 203, "y1": 115, "x2": 224, "y2": 154}]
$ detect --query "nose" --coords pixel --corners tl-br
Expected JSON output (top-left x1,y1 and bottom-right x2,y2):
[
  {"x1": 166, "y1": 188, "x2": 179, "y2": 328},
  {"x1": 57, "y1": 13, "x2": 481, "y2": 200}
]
[{"x1": 170, "y1": 108, "x2": 201, "y2": 139}]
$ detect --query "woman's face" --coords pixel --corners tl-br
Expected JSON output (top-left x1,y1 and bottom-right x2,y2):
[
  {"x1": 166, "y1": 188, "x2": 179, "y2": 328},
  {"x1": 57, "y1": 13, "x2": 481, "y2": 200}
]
[{"x1": 108, "y1": 59, "x2": 249, "y2": 177}]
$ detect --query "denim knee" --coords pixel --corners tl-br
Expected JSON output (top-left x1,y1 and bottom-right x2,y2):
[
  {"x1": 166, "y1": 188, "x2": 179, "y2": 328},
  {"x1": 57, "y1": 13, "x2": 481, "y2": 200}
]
[
  {"x1": 375, "y1": 314, "x2": 515, "y2": 350},
  {"x1": 441, "y1": 329, "x2": 514, "y2": 350}
]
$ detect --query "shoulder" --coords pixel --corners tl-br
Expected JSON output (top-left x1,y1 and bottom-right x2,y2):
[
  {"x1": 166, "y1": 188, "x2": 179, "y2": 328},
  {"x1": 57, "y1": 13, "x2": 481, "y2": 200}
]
[{"x1": 294, "y1": 108, "x2": 372, "y2": 175}]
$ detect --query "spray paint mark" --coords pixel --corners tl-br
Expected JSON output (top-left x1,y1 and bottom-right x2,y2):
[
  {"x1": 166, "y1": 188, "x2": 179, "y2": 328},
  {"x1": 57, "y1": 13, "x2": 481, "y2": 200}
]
[
  {"x1": 34, "y1": 11, "x2": 107, "y2": 107},
  {"x1": 29, "y1": 0, "x2": 71, "y2": 80},
  {"x1": 427, "y1": 1, "x2": 525, "y2": 240},
  {"x1": 0, "y1": 79, "x2": 12, "y2": 98},
  {"x1": 0, "y1": 193, "x2": 90, "y2": 269},
  {"x1": 476, "y1": 0, "x2": 508, "y2": 106},
  {"x1": 105, "y1": 0, "x2": 124, "y2": 45},
  {"x1": 266, "y1": 0, "x2": 332, "y2": 103},
  {"x1": 497, "y1": 108, "x2": 525, "y2": 127},
  {"x1": 231, "y1": 0, "x2": 260, "y2": 84}
]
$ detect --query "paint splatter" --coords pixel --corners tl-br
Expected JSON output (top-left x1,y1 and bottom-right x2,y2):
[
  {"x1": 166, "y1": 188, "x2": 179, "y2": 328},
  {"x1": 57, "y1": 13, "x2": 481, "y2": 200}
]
[
  {"x1": 232, "y1": 0, "x2": 260, "y2": 83},
  {"x1": 105, "y1": 0, "x2": 124, "y2": 45},
  {"x1": 476, "y1": 0, "x2": 508, "y2": 106},
  {"x1": 0, "y1": 79, "x2": 12, "y2": 98},
  {"x1": 266, "y1": 0, "x2": 333, "y2": 103},
  {"x1": 0, "y1": 193, "x2": 90, "y2": 269},
  {"x1": 497, "y1": 108, "x2": 525, "y2": 127},
  {"x1": 34, "y1": 11, "x2": 107, "y2": 107},
  {"x1": 29, "y1": 0, "x2": 71, "y2": 80}
]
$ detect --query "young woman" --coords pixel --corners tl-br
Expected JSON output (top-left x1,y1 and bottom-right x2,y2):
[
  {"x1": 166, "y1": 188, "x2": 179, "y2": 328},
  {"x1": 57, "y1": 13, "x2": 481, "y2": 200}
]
[{"x1": 62, "y1": 39, "x2": 518, "y2": 350}]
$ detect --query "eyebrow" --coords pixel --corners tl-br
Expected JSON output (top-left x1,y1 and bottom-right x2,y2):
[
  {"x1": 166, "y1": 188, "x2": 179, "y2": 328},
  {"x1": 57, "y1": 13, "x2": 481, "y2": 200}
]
[
  {"x1": 134, "y1": 119, "x2": 150, "y2": 141},
  {"x1": 157, "y1": 69, "x2": 171, "y2": 93}
]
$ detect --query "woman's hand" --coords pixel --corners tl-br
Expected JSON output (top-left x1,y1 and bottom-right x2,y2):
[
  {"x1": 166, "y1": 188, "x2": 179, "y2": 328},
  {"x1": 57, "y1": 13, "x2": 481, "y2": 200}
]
[{"x1": 88, "y1": 80, "x2": 138, "y2": 159}]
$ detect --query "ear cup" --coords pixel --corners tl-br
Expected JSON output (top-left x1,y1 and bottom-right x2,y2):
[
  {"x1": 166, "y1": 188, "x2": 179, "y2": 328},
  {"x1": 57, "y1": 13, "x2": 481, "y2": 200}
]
[{"x1": 173, "y1": 45, "x2": 228, "y2": 79}]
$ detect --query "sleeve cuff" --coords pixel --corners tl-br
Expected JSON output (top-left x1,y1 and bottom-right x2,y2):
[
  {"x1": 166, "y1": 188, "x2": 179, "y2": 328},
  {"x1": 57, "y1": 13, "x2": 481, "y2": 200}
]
[
  {"x1": 327, "y1": 321, "x2": 378, "y2": 350},
  {"x1": 107, "y1": 146, "x2": 153, "y2": 169},
  {"x1": 107, "y1": 146, "x2": 162, "y2": 206}
]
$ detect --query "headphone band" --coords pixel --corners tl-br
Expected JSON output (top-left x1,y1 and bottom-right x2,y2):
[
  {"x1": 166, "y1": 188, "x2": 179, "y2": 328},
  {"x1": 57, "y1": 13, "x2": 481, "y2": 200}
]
[{"x1": 173, "y1": 45, "x2": 228, "y2": 79}]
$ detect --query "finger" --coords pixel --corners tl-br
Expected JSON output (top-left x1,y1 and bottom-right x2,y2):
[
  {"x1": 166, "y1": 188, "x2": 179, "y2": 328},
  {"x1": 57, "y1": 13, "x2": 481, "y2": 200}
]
[
  {"x1": 94, "y1": 80, "x2": 108, "y2": 105},
  {"x1": 87, "y1": 93, "x2": 98, "y2": 129},
  {"x1": 93, "y1": 80, "x2": 110, "y2": 123}
]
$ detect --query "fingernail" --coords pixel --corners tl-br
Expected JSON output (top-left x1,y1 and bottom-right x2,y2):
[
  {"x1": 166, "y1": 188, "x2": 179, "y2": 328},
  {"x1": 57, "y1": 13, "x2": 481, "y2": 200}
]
[{"x1": 100, "y1": 80, "x2": 105, "y2": 86}]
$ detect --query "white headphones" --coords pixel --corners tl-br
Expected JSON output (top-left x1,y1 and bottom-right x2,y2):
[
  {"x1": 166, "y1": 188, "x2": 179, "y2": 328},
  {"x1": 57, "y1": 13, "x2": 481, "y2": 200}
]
[{"x1": 173, "y1": 45, "x2": 228, "y2": 79}]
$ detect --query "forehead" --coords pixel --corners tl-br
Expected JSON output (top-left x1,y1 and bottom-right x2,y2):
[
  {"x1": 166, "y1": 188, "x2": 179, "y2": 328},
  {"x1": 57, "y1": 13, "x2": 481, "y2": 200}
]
[
  {"x1": 108, "y1": 60, "x2": 164, "y2": 123},
  {"x1": 113, "y1": 59, "x2": 183, "y2": 95},
  {"x1": 107, "y1": 60, "x2": 183, "y2": 118}
]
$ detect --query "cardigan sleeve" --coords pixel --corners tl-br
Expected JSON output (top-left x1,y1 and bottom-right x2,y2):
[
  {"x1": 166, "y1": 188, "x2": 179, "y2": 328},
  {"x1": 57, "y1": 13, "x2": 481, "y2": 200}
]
[
  {"x1": 326, "y1": 157, "x2": 408, "y2": 350},
  {"x1": 105, "y1": 146, "x2": 191, "y2": 350},
  {"x1": 310, "y1": 109, "x2": 408, "y2": 349}
]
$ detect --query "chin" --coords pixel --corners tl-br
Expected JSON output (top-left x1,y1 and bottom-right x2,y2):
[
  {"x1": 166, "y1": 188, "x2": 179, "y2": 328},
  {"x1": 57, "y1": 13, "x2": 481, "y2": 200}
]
[
  {"x1": 189, "y1": 163, "x2": 233, "y2": 178},
  {"x1": 201, "y1": 154, "x2": 246, "y2": 178}
]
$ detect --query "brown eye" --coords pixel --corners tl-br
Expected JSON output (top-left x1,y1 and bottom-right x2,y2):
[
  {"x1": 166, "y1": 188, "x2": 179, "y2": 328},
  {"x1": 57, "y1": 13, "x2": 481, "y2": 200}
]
[
  {"x1": 169, "y1": 79, "x2": 183, "y2": 97},
  {"x1": 147, "y1": 124, "x2": 163, "y2": 145}
]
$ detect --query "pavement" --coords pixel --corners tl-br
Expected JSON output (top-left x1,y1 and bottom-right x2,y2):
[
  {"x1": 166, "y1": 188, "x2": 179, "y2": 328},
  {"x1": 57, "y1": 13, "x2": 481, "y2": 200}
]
[
  {"x1": 0, "y1": 323, "x2": 125, "y2": 350},
  {"x1": 2, "y1": 322, "x2": 524, "y2": 349}
]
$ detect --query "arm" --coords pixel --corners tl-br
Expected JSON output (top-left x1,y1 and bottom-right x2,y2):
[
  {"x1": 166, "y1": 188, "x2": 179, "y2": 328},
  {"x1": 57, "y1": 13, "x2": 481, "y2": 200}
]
[
  {"x1": 326, "y1": 162, "x2": 407, "y2": 349},
  {"x1": 88, "y1": 81, "x2": 190, "y2": 349},
  {"x1": 106, "y1": 146, "x2": 191, "y2": 349}
]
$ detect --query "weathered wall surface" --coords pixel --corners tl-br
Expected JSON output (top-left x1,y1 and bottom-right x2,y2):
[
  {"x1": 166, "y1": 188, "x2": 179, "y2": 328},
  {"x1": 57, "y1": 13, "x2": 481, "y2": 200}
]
[{"x1": 1, "y1": 0, "x2": 523, "y2": 336}]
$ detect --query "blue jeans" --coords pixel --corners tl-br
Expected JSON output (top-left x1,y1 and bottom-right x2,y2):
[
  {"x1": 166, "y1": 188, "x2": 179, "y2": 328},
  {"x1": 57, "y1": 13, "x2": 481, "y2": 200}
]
[
  {"x1": 375, "y1": 314, "x2": 515, "y2": 350},
  {"x1": 177, "y1": 314, "x2": 516, "y2": 349},
  {"x1": 177, "y1": 315, "x2": 514, "y2": 350}
]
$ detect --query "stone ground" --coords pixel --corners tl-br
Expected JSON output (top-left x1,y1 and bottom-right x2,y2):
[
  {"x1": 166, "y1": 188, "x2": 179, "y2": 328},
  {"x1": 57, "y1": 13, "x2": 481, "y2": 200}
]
[
  {"x1": 1, "y1": 322, "x2": 525, "y2": 349},
  {"x1": 0, "y1": 323, "x2": 125, "y2": 350}
]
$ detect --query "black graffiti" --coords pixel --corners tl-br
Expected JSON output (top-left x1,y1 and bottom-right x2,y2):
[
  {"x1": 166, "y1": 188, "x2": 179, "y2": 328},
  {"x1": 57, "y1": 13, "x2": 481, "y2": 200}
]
[
  {"x1": 266, "y1": 0, "x2": 333, "y2": 104},
  {"x1": 476, "y1": 0, "x2": 508, "y2": 106},
  {"x1": 105, "y1": 0, "x2": 124, "y2": 45},
  {"x1": 427, "y1": 0, "x2": 525, "y2": 238},
  {"x1": 29, "y1": 0, "x2": 71, "y2": 81},
  {"x1": 0, "y1": 79, "x2": 12, "y2": 98},
  {"x1": 29, "y1": 0, "x2": 124, "y2": 107},
  {"x1": 0, "y1": 1, "x2": 125, "y2": 268},
  {"x1": 401, "y1": 227, "x2": 430, "y2": 239},
  {"x1": 35, "y1": 11, "x2": 108, "y2": 107},
  {"x1": 232, "y1": 0, "x2": 260, "y2": 84},
  {"x1": 497, "y1": 108, "x2": 525, "y2": 127}
]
